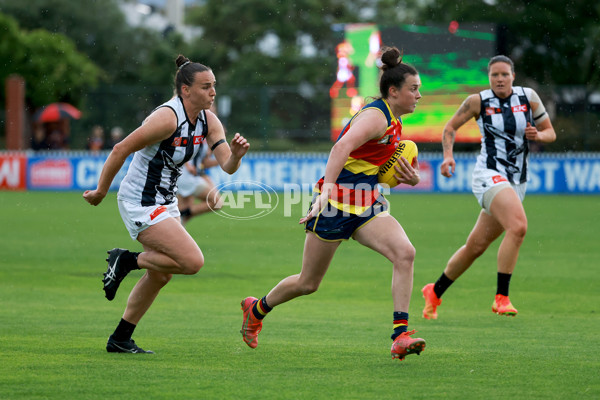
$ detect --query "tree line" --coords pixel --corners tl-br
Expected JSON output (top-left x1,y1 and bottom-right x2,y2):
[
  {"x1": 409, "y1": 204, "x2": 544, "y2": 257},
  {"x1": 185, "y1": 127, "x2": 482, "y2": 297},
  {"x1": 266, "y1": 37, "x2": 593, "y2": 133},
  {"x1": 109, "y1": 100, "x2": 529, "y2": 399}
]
[{"x1": 1, "y1": 0, "x2": 598, "y2": 149}]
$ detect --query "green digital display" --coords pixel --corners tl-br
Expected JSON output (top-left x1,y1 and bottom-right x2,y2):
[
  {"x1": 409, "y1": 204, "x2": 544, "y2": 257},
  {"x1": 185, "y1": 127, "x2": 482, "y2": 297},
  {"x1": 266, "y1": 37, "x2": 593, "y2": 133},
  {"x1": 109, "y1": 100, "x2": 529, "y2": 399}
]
[{"x1": 330, "y1": 23, "x2": 496, "y2": 143}]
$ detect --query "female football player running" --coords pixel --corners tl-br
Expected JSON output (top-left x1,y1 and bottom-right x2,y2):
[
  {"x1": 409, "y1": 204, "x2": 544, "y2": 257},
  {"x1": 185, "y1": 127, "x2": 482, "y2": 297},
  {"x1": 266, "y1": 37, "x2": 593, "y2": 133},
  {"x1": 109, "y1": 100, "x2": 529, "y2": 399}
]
[
  {"x1": 241, "y1": 47, "x2": 426, "y2": 361},
  {"x1": 83, "y1": 54, "x2": 249, "y2": 353},
  {"x1": 421, "y1": 55, "x2": 556, "y2": 320}
]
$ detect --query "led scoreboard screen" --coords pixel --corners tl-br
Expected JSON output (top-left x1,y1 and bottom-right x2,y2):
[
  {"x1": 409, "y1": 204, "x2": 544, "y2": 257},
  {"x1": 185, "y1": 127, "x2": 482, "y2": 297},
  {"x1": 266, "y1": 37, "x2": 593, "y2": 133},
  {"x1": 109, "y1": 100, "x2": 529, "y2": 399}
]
[{"x1": 330, "y1": 23, "x2": 496, "y2": 142}]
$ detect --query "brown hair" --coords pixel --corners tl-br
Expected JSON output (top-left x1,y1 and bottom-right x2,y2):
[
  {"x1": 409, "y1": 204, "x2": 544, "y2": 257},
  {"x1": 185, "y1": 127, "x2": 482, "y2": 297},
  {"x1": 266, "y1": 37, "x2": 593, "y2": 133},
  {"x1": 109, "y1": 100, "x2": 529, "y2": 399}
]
[
  {"x1": 378, "y1": 46, "x2": 418, "y2": 99},
  {"x1": 488, "y1": 55, "x2": 514, "y2": 73},
  {"x1": 174, "y1": 54, "x2": 211, "y2": 96}
]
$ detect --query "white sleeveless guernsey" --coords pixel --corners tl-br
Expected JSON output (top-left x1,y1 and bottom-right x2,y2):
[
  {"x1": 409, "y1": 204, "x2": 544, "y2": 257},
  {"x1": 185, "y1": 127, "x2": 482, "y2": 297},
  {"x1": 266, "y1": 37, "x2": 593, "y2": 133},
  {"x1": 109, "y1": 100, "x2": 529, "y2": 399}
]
[
  {"x1": 118, "y1": 96, "x2": 208, "y2": 206},
  {"x1": 475, "y1": 86, "x2": 535, "y2": 184}
]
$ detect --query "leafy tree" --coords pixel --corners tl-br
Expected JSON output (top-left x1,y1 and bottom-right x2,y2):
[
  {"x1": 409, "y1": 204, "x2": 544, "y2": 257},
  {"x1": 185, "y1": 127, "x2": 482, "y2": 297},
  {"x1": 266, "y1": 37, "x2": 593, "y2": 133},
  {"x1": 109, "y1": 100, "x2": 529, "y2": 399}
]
[
  {"x1": 0, "y1": 0, "x2": 192, "y2": 147},
  {"x1": 0, "y1": 12, "x2": 101, "y2": 108},
  {"x1": 0, "y1": 13, "x2": 27, "y2": 81},
  {"x1": 184, "y1": 0, "x2": 358, "y2": 143},
  {"x1": 0, "y1": 0, "x2": 186, "y2": 87},
  {"x1": 186, "y1": 0, "x2": 355, "y2": 87}
]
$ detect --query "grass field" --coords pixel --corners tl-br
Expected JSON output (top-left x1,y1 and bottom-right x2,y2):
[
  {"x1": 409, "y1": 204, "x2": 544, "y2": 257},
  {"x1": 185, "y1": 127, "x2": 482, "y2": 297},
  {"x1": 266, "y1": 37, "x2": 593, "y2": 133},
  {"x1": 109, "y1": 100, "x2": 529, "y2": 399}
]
[{"x1": 0, "y1": 191, "x2": 598, "y2": 399}]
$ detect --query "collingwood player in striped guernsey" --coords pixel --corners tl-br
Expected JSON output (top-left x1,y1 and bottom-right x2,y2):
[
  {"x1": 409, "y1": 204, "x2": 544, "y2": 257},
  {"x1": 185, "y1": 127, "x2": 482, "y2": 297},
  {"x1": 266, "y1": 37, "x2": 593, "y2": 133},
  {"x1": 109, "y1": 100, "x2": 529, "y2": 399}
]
[
  {"x1": 422, "y1": 55, "x2": 556, "y2": 320},
  {"x1": 83, "y1": 54, "x2": 249, "y2": 353}
]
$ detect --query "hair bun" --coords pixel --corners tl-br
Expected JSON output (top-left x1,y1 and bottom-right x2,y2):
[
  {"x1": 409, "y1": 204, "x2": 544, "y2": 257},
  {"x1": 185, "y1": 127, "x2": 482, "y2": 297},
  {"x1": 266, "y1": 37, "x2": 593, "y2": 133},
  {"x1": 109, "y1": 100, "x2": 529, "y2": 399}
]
[
  {"x1": 175, "y1": 54, "x2": 191, "y2": 69},
  {"x1": 380, "y1": 47, "x2": 402, "y2": 71}
]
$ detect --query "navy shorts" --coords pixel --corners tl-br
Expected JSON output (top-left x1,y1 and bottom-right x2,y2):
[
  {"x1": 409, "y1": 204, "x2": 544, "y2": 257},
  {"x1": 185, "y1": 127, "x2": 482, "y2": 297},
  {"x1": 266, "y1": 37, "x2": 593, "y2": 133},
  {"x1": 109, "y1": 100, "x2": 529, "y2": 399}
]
[{"x1": 305, "y1": 195, "x2": 389, "y2": 241}]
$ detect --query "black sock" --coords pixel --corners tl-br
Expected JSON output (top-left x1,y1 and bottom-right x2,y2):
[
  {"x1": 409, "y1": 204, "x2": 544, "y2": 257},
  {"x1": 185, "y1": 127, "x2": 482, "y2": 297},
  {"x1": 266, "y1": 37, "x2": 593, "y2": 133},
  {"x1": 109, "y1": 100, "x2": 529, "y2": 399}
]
[
  {"x1": 180, "y1": 208, "x2": 192, "y2": 218},
  {"x1": 433, "y1": 272, "x2": 454, "y2": 299},
  {"x1": 112, "y1": 318, "x2": 136, "y2": 342},
  {"x1": 497, "y1": 272, "x2": 512, "y2": 296},
  {"x1": 121, "y1": 251, "x2": 141, "y2": 271}
]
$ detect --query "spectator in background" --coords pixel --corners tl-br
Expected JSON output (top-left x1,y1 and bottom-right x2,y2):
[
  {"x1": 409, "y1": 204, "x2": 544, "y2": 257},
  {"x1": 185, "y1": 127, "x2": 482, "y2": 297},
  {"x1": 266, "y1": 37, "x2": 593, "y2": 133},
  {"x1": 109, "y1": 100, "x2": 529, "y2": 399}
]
[
  {"x1": 41, "y1": 121, "x2": 69, "y2": 150},
  {"x1": 87, "y1": 125, "x2": 105, "y2": 152},
  {"x1": 107, "y1": 126, "x2": 124, "y2": 149},
  {"x1": 31, "y1": 124, "x2": 49, "y2": 150},
  {"x1": 47, "y1": 128, "x2": 67, "y2": 149}
]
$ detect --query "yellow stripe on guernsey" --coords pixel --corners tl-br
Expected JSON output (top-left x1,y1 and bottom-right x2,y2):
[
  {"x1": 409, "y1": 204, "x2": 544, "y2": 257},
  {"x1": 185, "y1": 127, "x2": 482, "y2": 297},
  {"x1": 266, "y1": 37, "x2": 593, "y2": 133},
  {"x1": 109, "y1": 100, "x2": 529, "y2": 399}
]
[
  {"x1": 329, "y1": 158, "x2": 379, "y2": 214},
  {"x1": 315, "y1": 157, "x2": 380, "y2": 215},
  {"x1": 343, "y1": 157, "x2": 380, "y2": 176}
]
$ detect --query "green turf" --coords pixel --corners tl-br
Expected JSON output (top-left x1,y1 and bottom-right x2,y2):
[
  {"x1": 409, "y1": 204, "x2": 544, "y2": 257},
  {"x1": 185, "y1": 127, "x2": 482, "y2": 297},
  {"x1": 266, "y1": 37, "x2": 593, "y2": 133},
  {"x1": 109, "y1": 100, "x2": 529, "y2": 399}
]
[{"x1": 0, "y1": 191, "x2": 598, "y2": 399}]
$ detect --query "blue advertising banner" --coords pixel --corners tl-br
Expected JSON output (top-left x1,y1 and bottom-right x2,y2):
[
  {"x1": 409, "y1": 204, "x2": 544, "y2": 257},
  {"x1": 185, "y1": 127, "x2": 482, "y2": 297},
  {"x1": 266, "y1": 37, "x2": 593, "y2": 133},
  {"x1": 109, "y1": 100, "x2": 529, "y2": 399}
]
[
  {"x1": 3, "y1": 150, "x2": 599, "y2": 194},
  {"x1": 416, "y1": 154, "x2": 600, "y2": 194},
  {"x1": 26, "y1": 151, "x2": 132, "y2": 191},
  {"x1": 207, "y1": 153, "x2": 328, "y2": 192},
  {"x1": 206, "y1": 153, "x2": 600, "y2": 194}
]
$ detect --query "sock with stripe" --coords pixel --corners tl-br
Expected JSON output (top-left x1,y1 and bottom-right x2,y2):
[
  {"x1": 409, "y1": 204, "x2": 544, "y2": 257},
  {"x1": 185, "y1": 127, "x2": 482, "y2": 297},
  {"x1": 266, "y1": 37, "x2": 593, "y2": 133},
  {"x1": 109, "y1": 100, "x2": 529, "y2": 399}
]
[
  {"x1": 496, "y1": 272, "x2": 512, "y2": 296},
  {"x1": 251, "y1": 296, "x2": 272, "y2": 320},
  {"x1": 391, "y1": 311, "x2": 409, "y2": 340}
]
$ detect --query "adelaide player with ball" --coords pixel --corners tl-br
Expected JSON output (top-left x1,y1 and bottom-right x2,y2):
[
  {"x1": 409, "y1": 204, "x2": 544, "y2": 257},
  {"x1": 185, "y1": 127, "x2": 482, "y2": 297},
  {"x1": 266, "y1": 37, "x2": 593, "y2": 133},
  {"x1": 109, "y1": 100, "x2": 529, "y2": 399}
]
[{"x1": 241, "y1": 46, "x2": 426, "y2": 361}]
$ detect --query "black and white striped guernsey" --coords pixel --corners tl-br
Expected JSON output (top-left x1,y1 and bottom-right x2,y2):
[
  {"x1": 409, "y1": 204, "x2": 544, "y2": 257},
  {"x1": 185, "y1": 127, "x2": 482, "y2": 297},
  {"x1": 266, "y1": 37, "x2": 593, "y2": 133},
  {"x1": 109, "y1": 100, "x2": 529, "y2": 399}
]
[
  {"x1": 118, "y1": 96, "x2": 208, "y2": 206},
  {"x1": 475, "y1": 86, "x2": 534, "y2": 184}
]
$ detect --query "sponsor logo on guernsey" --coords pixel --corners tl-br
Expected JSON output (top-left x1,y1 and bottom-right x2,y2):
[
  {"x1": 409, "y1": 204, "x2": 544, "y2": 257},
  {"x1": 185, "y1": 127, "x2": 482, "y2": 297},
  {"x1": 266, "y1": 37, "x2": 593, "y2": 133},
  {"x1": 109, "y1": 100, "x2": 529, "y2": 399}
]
[
  {"x1": 377, "y1": 120, "x2": 401, "y2": 144},
  {"x1": 172, "y1": 136, "x2": 202, "y2": 146},
  {"x1": 150, "y1": 205, "x2": 167, "y2": 220},
  {"x1": 486, "y1": 107, "x2": 502, "y2": 115},
  {"x1": 512, "y1": 104, "x2": 528, "y2": 113},
  {"x1": 492, "y1": 175, "x2": 508, "y2": 184}
]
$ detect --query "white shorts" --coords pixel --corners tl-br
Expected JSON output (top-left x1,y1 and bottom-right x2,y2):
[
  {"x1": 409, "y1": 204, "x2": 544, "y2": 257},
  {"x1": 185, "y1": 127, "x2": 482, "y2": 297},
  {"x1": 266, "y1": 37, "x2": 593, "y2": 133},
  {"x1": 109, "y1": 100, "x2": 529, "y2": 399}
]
[
  {"x1": 178, "y1": 172, "x2": 211, "y2": 197},
  {"x1": 472, "y1": 168, "x2": 526, "y2": 214},
  {"x1": 117, "y1": 199, "x2": 181, "y2": 240}
]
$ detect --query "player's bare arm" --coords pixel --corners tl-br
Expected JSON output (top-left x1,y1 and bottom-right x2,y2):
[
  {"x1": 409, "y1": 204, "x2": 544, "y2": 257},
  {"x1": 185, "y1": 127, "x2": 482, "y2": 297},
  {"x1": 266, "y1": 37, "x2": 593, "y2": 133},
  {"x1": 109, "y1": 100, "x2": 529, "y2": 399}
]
[
  {"x1": 525, "y1": 92, "x2": 556, "y2": 143},
  {"x1": 206, "y1": 111, "x2": 249, "y2": 174},
  {"x1": 322, "y1": 109, "x2": 388, "y2": 189},
  {"x1": 441, "y1": 95, "x2": 479, "y2": 177},
  {"x1": 83, "y1": 108, "x2": 176, "y2": 206},
  {"x1": 525, "y1": 118, "x2": 556, "y2": 143},
  {"x1": 441, "y1": 126, "x2": 456, "y2": 157}
]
